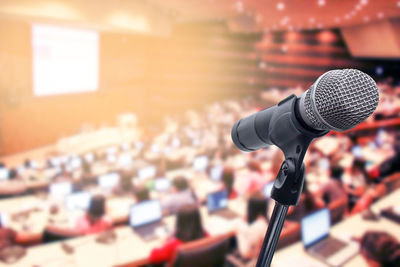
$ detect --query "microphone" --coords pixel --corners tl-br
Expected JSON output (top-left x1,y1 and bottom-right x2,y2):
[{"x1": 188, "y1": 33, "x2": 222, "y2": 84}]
[{"x1": 231, "y1": 69, "x2": 379, "y2": 152}]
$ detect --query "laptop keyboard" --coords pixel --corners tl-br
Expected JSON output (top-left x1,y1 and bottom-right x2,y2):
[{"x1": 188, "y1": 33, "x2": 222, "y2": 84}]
[
  {"x1": 215, "y1": 209, "x2": 238, "y2": 220},
  {"x1": 312, "y1": 237, "x2": 347, "y2": 258}
]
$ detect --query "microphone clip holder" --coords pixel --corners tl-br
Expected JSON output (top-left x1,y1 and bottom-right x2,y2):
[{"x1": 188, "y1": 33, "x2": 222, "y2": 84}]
[{"x1": 256, "y1": 95, "x2": 328, "y2": 267}]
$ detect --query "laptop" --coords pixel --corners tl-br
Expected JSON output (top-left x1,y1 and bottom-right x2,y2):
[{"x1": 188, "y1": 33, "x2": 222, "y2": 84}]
[
  {"x1": 301, "y1": 208, "x2": 358, "y2": 267},
  {"x1": 65, "y1": 192, "x2": 91, "y2": 211},
  {"x1": 263, "y1": 182, "x2": 274, "y2": 198},
  {"x1": 98, "y1": 173, "x2": 120, "y2": 189},
  {"x1": 207, "y1": 190, "x2": 238, "y2": 220},
  {"x1": 193, "y1": 155, "x2": 208, "y2": 172},
  {"x1": 129, "y1": 200, "x2": 165, "y2": 241},
  {"x1": 154, "y1": 178, "x2": 171, "y2": 192},
  {"x1": 0, "y1": 168, "x2": 10, "y2": 181},
  {"x1": 209, "y1": 165, "x2": 224, "y2": 181},
  {"x1": 138, "y1": 166, "x2": 156, "y2": 180},
  {"x1": 50, "y1": 182, "x2": 73, "y2": 197}
]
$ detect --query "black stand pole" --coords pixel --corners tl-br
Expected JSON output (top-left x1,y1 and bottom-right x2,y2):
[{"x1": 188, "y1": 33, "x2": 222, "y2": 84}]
[{"x1": 256, "y1": 159, "x2": 306, "y2": 267}]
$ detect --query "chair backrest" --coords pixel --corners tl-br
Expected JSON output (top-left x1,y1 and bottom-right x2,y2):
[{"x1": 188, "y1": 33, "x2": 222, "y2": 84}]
[
  {"x1": 328, "y1": 196, "x2": 347, "y2": 225},
  {"x1": 169, "y1": 234, "x2": 230, "y2": 267}
]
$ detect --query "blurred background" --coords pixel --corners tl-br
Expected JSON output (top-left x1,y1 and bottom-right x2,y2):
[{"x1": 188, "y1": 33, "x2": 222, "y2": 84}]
[{"x1": 0, "y1": 0, "x2": 400, "y2": 266}]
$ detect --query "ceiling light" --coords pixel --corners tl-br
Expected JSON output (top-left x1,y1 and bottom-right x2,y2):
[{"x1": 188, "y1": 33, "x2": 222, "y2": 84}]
[
  {"x1": 280, "y1": 16, "x2": 290, "y2": 26},
  {"x1": 317, "y1": 23, "x2": 323, "y2": 29},
  {"x1": 345, "y1": 14, "x2": 350, "y2": 20},
  {"x1": 364, "y1": 16, "x2": 370, "y2": 22},
  {"x1": 377, "y1": 12, "x2": 384, "y2": 19},
  {"x1": 235, "y1": 1, "x2": 244, "y2": 12},
  {"x1": 350, "y1": 10, "x2": 356, "y2": 16},
  {"x1": 309, "y1": 17, "x2": 316, "y2": 23},
  {"x1": 356, "y1": 4, "x2": 362, "y2": 10},
  {"x1": 318, "y1": 0, "x2": 326, "y2": 6},
  {"x1": 397, "y1": 1, "x2": 400, "y2": 8},
  {"x1": 277, "y1": 2, "x2": 285, "y2": 11},
  {"x1": 360, "y1": 0, "x2": 368, "y2": 6},
  {"x1": 334, "y1": 17, "x2": 341, "y2": 23}
]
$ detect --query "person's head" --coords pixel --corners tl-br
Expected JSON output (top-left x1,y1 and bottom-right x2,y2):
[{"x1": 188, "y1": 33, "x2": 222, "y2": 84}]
[
  {"x1": 175, "y1": 205, "x2": 205, "y2": 242},
  {"x1": 247, "y1": 194, "x2": 268, "y2": 224},
  {"x1": 222, "y1": 167, "x2": 234, "y2": 195},
  {"x1": 361, "y1": 231, "x2": 400, "y2": 267},
  {"x1": 133, "y1": 186, "x2": 150, "y2": 202},
  {"x1": 248, "y1": 160, "x2": 262, "y2": 174},
  {"x1": 87, "y1": 195, "x2": 106, "y2": 223},
  {"x1": 172, "y1": 176, "x2": 189, "y2": 192}
]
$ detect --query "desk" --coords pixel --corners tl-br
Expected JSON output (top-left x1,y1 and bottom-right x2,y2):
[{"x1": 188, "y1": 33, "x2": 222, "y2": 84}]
[
  {"x1": 273, "y1": 189, "x2": 400, "y2": 267},
  {"x1": 0, "y1": 198, "x2": 247, "y2": 267}
]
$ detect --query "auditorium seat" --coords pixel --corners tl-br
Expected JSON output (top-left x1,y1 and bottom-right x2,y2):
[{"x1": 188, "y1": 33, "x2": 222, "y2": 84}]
[
  {"x1": 328, "y1": 196, "x2": 348, "y2": 225},
  {"x1": 168, "y1": 234, "x2": 231, "y2": 267}
]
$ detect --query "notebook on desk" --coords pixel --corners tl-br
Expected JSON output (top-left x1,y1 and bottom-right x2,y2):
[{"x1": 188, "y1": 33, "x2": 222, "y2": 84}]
[
  {"x1": 301, "y1": 208, "x2": 358, "y2": 267},
  {"x1": 129, "y1": 200, "x2": 166, "y2": 241}
]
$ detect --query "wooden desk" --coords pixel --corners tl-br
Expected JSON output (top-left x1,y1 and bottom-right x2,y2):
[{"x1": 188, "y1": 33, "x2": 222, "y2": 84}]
[
  {"x1": 273, "y1": 189, "x2": 400, "y2": 267},
  {"x1": 0, "y1": 198, "x2": 247, "y2": 267}
]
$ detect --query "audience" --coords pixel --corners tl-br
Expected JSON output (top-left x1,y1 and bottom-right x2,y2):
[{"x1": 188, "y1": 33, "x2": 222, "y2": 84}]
[
  {"x1": 360, "y1": 231, "x2": 400, "y2": 267},
  {"x1": 236, "y1": 194, "x2": 269, "y2": 259},
  {"x1": 149, "y1": 204, "x2": 207, "y2": 264},
  {"x1": 319, "y1": 165, "x2": 347, "y2": 205},
  {"x1": 221, "y1": 167, "x2": 237, "y2": 199},
  {"x1": 161, "y1": 176, "x2": 197, "y2": 214},
  {"x1": 75, "y1": 195, "x2": 111, "y2": 235}
]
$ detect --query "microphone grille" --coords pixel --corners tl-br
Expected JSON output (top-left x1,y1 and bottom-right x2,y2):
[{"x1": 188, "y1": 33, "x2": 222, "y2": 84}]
[{"x1": 304, "y1": 69, "x2": 379, "y2": 131}]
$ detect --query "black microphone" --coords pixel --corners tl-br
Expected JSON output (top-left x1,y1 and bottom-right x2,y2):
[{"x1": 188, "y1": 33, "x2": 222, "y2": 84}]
[{"x1": 231, "y1": 69, "x2": 379, "y2": 152}]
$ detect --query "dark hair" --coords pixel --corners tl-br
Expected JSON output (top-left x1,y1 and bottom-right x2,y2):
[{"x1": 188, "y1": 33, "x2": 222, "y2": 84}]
[
  {"x1": 87, "y1": 195, "x2": 106, "y2": 224},
  {"x1": 330, "y1": 165, "x2": 344, "y2": 181},
  {"x1": 173, "y1": 176, "x2": 189, "y2": 192},
  {"x1": 248, "y1": 161, "x2": 262, "y2": 173},
  {"x1": 247, "y1": 194, "x2": 268, "y2": 224},
  {"x1": 222, "y1": 167, "x2": 234, "y2": 195},
  {"x1": 9, "y1": 169, "x2": 17, "y2": 180},
  {"x1": 175, "y1": 205, "x2": 205, "y2": 242},
  {"x1": 134, "y1": 186, "x2": 150, "y2": 202},
  {"x1": 361, "y1": 231, "x2": 400, "y2": 267}
]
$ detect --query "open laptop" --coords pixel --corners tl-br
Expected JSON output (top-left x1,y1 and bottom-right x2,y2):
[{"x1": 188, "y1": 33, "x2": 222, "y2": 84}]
[
  {"x1": 301, "y1": 208, "x2": 358, "y2": 267},
  {"x1": 98, "y1": 173, "x2": 120, "y2": 189},
  {"x1": 154, "y1": 178, "x2": 171, "y2": 192},
  {"x1": 0, "y1": 168, "x2": 10, "y2": 181},
  {"x1": 263, "y1": 182, "x2": 274, "y2": 198},
  {"x1": 193, "y1": 155, "x2": 208, "y2": 172},
  {"x1": 129, "y1": 200, "x2": 165, "y2": 241},
  {"x1": 138, "y1": 166, "x2": 156, "y2": 180},
  {"x1": 209, "y1": 165, "x2": 224, "y2": 181},
  {"x1": 50, "y1": 182, "x2": 73, "y2": 198},
  {"x1": 65, "y1": 192, "x2": 91, "y2": 211},
  {"x1": 207, "y1": 190, "x2": 238, "y2": 220}
]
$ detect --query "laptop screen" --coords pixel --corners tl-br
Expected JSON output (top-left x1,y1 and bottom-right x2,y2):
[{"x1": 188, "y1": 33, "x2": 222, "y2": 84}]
[
  {"x1": 154, "y1": 178, "x2": 171, "y2": 191},
  {"x1": 50, "y1": 182, "x2": 73, "y2": 197},
  {"x1": 98, "y1": 173, "x2": 120, "y2": 189},
  {"x1": 263, "y1": 182, "x2": 274, "y2": 198},
  {"x1": 301, "y1": 208, "x2": 331, "y2": 247},
  {"x1": 193, "y1": 156, "x2": 208, "y2": 172},
  {"x1": 129, "y1": 200, "x2": 162, "y2": 228},
  {"x1": 66, "y1": 192, "x2": 91, "y2": 210},
  {"x1": 210, "y1": 165, "x2": 224, "y2": 181},
  {"x1": 207, "y1": 190, "x2": 228, "y2": 212},
  {"x1": 138, "y1": 166, "x2": 156, "y2": 180},
  {"x1": 0, "y1": 168, "x2": 10, "y2": 181}
]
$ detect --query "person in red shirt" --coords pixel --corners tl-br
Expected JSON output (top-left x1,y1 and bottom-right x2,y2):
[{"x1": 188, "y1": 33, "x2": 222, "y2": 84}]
[
  {"x1": 75, "y1": 194, "x2": 111, "y2": 235},
  {"x1": 149, "y1": 204, "x2": 207, "y2": 264}
]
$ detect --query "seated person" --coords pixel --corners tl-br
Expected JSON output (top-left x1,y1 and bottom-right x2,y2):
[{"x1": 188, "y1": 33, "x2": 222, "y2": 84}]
[
  {"x1": 0, "y1": 224, "x2": 16, "y2": 251},
  {"x1": 360, "y1": 231, "x2": 400, "y2": 267},
  {"x1": 244, "y1": 161, "x2": 268, "y2": 196},
  {"x1": 133, "y1": 186, "x2": 150, "y2": 202},
  {"x1": 149, "y1": 204, "x2": 207, "y2": 264},
  {"x1": 286, "y1": 181, "x2": 325, "y2": 222},
  {"x1": 48, "y1": 195, "x2": 112, "y2": 236},
  {"x1": 319, "y1": 165, "x2": 347, "y2": 205},
  {"x1": 236, "y1": 194, "x2": 269, "y2": 259},
  {"x1": 75, "y1": 195, "x2": 111, "y2": 234},
  {"x1": 221, "y1": 167, "x2": 238, "y2": 199},
  {"x1": 0, "y1": 169, "x2": 27, "y2": 197},
  {"x1": 342, "y1": 159, "x2": 368, "y2": 211},
  {"x1": 161, "y1": 176, "x2": 197, "y2": 214}
]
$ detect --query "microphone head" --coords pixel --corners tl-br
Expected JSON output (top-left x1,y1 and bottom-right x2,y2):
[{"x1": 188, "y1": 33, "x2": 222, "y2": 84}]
[{"x1": 301, "y1": 69, "x2": 379, "y2": 131}]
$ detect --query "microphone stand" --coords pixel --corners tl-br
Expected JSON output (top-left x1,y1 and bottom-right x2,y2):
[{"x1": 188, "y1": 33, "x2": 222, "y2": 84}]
[{"x1": 256, "y1": 159, "x2": 305, "y2": 267}]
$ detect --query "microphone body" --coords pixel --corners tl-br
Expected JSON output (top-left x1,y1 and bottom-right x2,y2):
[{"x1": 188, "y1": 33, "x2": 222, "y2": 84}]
[{"x1": 231, "y1": 69, "x2": 379, "y2": 153}]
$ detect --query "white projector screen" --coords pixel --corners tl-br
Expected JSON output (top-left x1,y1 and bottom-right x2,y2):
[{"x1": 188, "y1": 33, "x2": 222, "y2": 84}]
[{"x1": 32, "y1": 24, "x2": 99, "y2": 96}]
